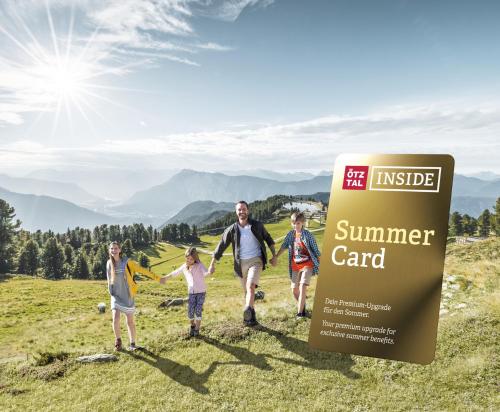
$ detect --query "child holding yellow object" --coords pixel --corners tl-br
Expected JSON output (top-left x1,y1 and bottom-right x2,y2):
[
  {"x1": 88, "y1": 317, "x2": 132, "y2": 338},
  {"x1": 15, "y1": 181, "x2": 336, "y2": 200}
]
[{"x1": 106, "y1": 241, "x2": 166, "y2": 351}]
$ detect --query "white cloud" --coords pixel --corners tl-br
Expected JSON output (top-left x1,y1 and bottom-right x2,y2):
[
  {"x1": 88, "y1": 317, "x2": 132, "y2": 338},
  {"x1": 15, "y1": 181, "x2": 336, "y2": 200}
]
[
  {"x1": 195, "y1": 0, "x2": 274, "y2": 22},
  {"x1": 2, "y1": 102, "x2": 499, "y2": 174},
  {"x1": 0, "y1": 0, "x2": 238, "y2": 125},
  {"x1": 195, "y1": 42, "x2": 234, "y2": 51}
]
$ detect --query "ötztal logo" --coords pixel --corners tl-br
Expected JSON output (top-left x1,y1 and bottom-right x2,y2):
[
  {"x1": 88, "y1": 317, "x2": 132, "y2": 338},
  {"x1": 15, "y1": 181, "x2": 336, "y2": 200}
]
[{"x1": 343, "y1": 166, "x2": 369, "y2": 190}]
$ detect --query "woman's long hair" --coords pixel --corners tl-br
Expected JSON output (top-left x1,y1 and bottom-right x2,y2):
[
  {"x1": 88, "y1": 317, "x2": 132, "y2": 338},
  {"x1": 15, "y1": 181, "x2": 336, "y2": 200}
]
[{"x1": 108, "y1": 241, "x2": 122, "y2": 284}]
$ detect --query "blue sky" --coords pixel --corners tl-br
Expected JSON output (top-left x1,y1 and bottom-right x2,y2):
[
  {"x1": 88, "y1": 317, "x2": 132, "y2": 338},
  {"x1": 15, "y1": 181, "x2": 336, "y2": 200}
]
[{"x1": 0, "y1": 0, "x2": 499, "y2": 175}]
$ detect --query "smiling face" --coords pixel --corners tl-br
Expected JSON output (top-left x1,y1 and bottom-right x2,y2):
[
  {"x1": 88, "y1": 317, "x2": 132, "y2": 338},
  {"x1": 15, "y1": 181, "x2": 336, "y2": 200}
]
[
  {"x1": 235, "y1": 202, "x2": 249, "y2": 224},
  {"x1": 185, "y1": 255, "x2": 195, "y2": 267},
  {"x1": 109, "y1": 243, "x2": 121, "y2": 258}
]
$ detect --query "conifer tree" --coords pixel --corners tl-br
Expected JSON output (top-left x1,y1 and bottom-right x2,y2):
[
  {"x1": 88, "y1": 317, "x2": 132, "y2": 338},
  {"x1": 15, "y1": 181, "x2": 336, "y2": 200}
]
[
  {"x1": 72, "y1": 252, "x2": 90, "y2": 279},
  {"x1": 0, "y1": 199, "x2": 21, "y2": 273},
  {"x1": 41, "y1": 238, "x2": 65, "y2": 279},
  {"x1": 122, "y1": 239, "x2": 133, "y2": 257},
  {"x1": 18, "y1": 239, "x2": 39, "y2": 275},
  {"x1": 478, "y1": 209, "x2": 491, "y2": 237},
  {"x1": 449, "y1": 212, "x2": 463, "y2": 236},
  {"x1": 91, "y1": 244, "x2": 109, "y2": 280}
]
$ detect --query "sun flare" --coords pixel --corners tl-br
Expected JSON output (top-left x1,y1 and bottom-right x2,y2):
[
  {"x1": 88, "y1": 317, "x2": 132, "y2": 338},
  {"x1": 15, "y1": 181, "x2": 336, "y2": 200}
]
[{"x1": 32, "y1": 57, "x2": 90, "y2": 101}]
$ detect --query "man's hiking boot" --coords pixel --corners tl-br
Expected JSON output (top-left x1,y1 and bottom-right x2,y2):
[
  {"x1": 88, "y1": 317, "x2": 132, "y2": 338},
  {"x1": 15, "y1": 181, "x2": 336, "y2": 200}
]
[
  {"x1": 244, "y1": 307, "x2": 258, "y2": 326},
  {"x1": 243, "y1": 306, "x2": 253, "y2": 322}
]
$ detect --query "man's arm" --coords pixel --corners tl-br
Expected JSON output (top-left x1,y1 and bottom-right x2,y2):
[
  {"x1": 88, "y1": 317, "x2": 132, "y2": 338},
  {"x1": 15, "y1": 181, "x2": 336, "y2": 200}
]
[
  {"x1": 209, "y1": 226, "x2": 233, "y2": 273},
  {"x1": 262, "y1": 224, "x2": 275, "y2": 251}
]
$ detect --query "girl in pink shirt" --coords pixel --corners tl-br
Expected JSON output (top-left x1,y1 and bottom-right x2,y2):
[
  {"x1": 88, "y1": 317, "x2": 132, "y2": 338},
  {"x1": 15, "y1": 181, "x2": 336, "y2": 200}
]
[{"x1": 162, "y1": 247, "x2": 211, "y2": 337}]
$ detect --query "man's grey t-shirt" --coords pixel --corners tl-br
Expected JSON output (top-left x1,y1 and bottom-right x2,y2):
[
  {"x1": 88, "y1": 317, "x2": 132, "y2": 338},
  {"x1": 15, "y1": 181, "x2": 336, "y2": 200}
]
[{"x1": 238, "y1": 224, "x2": 262, "y2": 260}]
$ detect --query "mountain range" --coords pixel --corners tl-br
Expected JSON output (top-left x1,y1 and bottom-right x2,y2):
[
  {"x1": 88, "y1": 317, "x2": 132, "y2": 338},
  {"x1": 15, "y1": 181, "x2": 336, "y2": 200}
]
[
  {"x1": 0, "y1": 187, "x2": 119, "y2": 232},
  {"x1": 24, "y1": 168, "x2": 178, "y2": 202},
  {"x1": 0, "y1": 169, "x2": 498, "y2": 232},
  {"x1": 113, "y1": 169, "x2": 333, "y2": 225},
  {"x1": 0, "y1": 174, "x2": 103, "y2": 209}
]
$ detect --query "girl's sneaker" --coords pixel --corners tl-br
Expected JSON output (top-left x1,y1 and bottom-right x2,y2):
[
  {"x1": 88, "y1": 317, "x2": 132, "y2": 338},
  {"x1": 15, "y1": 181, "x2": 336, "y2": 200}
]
[
  {"x1": 189, "y1": 324, "x2": 196, "y2": 337},
  {"x1": 114, "y1": 338, "x2": 122, "y2": 351},
  {"x1": 128, "y1": 342, "x2": 138, "y2": 351},
  {"x1": 193, "y1": 329, "x2": 200, "y2": 337}
]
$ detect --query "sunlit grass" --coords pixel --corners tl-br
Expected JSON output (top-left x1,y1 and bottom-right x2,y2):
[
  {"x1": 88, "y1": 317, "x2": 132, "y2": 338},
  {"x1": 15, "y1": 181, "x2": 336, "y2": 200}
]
[{"x1": 1, "y1": 230, "x2": 498, "y2": 411}]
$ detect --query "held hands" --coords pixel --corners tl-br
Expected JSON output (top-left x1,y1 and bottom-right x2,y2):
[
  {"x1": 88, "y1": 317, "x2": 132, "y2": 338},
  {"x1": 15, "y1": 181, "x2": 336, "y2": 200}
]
[{"x1": 270, "y1": 256, "x2": 278, "y2": 267}]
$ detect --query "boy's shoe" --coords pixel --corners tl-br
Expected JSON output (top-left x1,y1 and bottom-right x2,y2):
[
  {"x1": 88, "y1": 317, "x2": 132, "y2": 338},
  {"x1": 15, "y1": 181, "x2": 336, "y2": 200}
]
[
  {"x1": 243, "y1": 306, "x2": 253, "y2": 322},
  {"x1": 114, "y1": 338, "x2": 122, "y2": 351},
  {"x1": 128, "y1": 342, "x2": 139, "y2": 351}
]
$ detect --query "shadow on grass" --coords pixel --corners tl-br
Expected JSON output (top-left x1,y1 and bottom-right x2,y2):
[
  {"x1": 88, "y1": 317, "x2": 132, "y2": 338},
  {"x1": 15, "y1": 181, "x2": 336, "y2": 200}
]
[
  {"x1": 256, "y1": 324, "x2": 361, "y2": 379},
  {"x1": 200, "y1": 335, "x2": 273, "y2": 371},
  {"x1": 140, "y1": 245, "x2": 161, "y2": 259},
  {"x1": 126, "y1": 347, "x2": 218, "y2": 394}
]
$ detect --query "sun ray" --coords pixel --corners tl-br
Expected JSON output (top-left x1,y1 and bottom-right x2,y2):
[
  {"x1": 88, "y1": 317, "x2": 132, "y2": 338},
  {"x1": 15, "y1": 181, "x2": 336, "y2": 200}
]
[
  {"x1": 50, "y1": 95, "x2": 63, "y2": 138},
  {"x1": 10, "y1": 5, "x2": 52, "y2": 65},
  {"x1": 69, "y1": 94, "x2": 100, "y2": 139},
  {"x1": 84, "y1": 83, "x2": 159, "y2": 94},
  {"x1": 63, "y1": 96, "x2": 74, "y2": 137},
  {"x1": 64, "y1": 3, "x2": 76, "y2": 64},
  {"x1": 79, "y1": 88, "x2": 148, "y2": 116},
  {"x1": 0, "y1": 24, "x2": 45, "y2": 66},
  {"x1": 72, "y1": 93, "x2": 109, "y2": 124},
  {"x1": 74, "y1": 22, "x2": 105, "y2": 69},
  {"x1": 81, "y1": 57, "x2": 155, "y2": 81},
  {"x1": 45, "y1": 0, "x2": 61, "y2": 61},
  {"x1": 0, "y1": 0, "x2": 163, "y2": 136}
]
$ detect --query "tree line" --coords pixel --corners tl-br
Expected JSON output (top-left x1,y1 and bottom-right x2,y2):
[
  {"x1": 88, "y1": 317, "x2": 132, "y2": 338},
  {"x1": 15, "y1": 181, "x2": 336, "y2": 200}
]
[
  {"x1": 0, "y1": 199, "x2": 199, "y2": 279},
  {"x1": 448, "y1": 199, "x2": 499, "y2": 237},
  {"x1": 1, "y1": 196, "x2": 498, "y2": 278}
]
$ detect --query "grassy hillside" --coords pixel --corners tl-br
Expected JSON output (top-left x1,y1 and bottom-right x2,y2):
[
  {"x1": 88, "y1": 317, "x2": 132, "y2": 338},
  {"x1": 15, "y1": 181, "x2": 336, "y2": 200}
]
[{"x1": 0, "y1": 219, "x2": 498, "y2": 411}]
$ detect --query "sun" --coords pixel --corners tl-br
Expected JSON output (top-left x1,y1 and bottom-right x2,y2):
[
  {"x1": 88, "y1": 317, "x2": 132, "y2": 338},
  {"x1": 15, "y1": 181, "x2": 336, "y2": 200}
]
[
  {"x1": 0, "y1": 2, "x2": 137, "y2": 136},
  {"x1": 33, "y1": 56, "x2": 91, "y2": 102}
]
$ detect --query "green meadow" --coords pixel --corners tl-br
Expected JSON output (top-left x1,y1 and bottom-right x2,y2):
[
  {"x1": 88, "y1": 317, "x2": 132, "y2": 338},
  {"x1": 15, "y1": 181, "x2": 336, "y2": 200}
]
[{"x1": 0, "y1": 219, "x2": 498, "y2": 411}]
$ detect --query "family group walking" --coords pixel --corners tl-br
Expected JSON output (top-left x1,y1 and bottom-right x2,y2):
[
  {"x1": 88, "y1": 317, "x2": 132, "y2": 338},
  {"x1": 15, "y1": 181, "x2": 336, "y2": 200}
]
[{"x1": 106, "y1": 200, "x2": 321, "y2": 351}]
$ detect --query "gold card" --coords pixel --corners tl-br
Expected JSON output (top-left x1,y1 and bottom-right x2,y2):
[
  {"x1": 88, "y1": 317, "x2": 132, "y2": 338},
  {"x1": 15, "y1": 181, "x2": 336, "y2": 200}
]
[{"x1": 308, "y1": 154, "x2": 454, "y2": 364}]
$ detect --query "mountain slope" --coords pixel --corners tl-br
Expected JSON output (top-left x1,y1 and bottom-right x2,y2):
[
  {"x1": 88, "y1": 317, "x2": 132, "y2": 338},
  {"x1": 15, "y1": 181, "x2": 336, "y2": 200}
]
[
  {"x1": 114, "y1": 170, "x2": 332, "y2": 223},
  {"x1": 452, "y1": 175, "x2": 500, "y2": 197},
  {"x1": 0, "y1": 187, "x2": 118, "y2": 232},
  {"x1": 162, "y1": 200, "x2": 234, "y2": 226},
  {"x1": 25, "y1": 168, "x2": 178, "y2": 202},
  {"x1": 0, "y1": 174, "x2": 103, "y2": 207}
]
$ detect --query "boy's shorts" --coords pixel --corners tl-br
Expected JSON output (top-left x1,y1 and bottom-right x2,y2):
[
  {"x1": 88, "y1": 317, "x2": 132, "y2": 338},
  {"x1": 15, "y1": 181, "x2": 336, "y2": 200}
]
[
  {"x1": 237, "y1": 256, "x2": 263, "y2": 288},
  {"x1": 291, "y1": 266, "x2": 313, "y2": 288}
]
